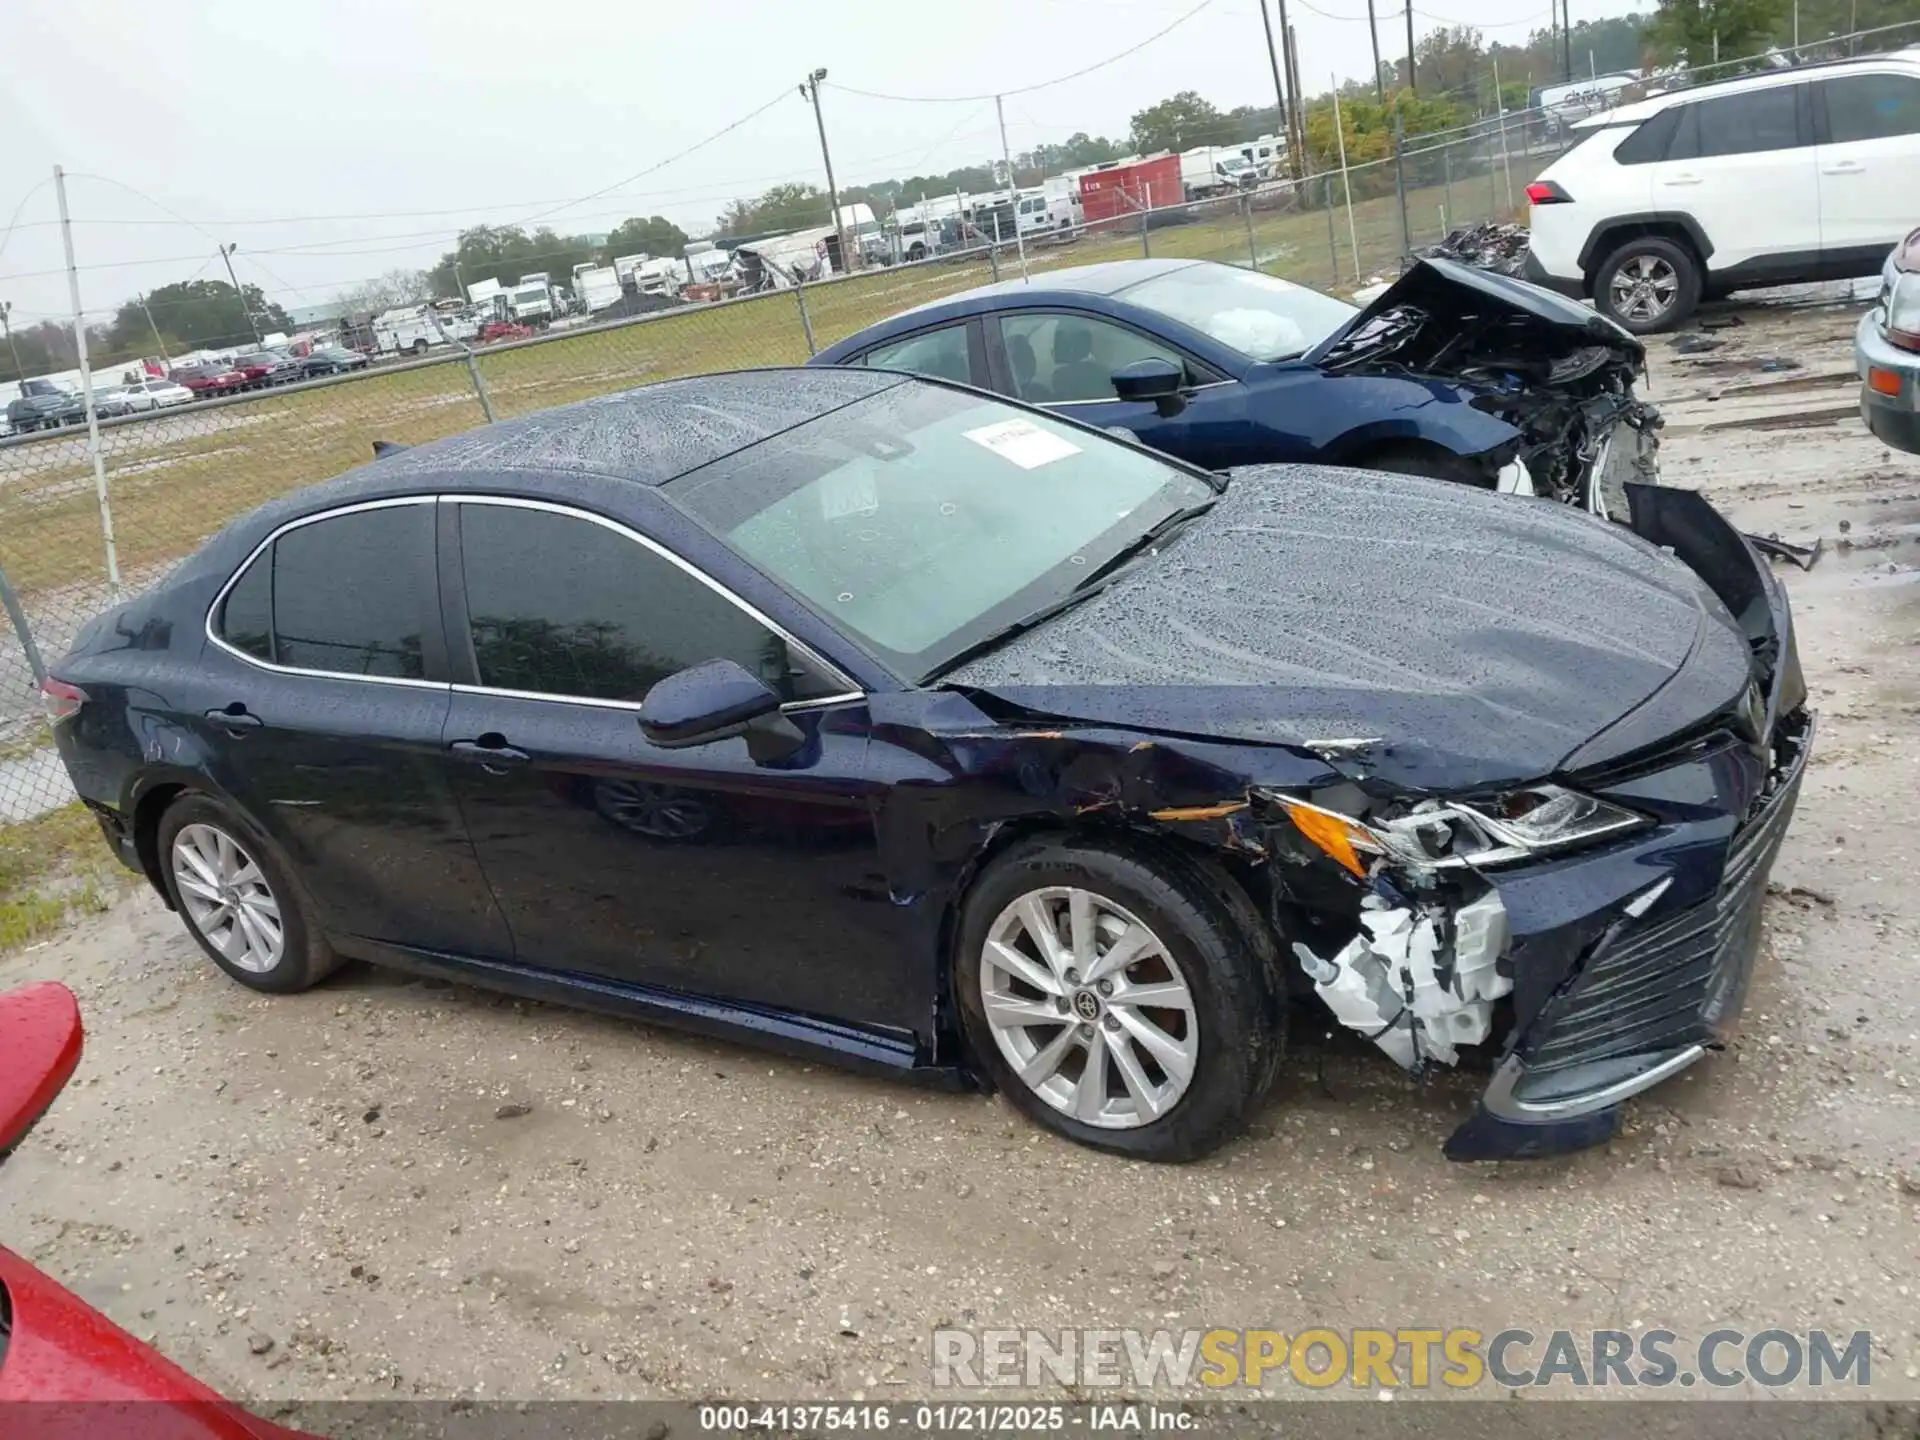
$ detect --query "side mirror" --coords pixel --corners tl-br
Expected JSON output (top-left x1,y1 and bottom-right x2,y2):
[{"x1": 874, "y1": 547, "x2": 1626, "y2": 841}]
[
  {"x1": 0, "y1": 982, "x2": 83, "y2": 1163},
  {"x1": 639, "y1": 659, "x2": 804, "y2": 764},
  {"x1": 1111, "y1": 357, "x2": 1188, "y2": 418}
]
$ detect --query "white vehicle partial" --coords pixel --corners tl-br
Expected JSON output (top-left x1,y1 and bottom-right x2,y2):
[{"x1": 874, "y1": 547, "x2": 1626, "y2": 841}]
[{"x1": 1524, "y1": 52, "x2": 1920, "y2": 332}]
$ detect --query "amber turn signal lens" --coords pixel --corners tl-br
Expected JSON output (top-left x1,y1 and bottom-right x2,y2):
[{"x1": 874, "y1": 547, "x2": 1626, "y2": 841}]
[{"x1": 1868, "y1": 366, "x2": 1905, "y2": 396}]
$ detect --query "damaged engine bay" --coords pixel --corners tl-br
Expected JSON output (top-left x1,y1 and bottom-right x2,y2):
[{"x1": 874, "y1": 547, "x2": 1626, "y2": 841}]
[{"x1": 1319, "y1": 258, "x2": 1664, "y2": 512}]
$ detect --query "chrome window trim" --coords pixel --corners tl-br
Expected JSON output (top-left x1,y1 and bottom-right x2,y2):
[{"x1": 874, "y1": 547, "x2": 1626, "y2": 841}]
[
  {"x1": 1044, "y1": 379, "x2": 1235, "y2": 409},
  {"x1": 449, "y1": 683, "x2": 865, "y2": 716},
  {"x1": 203, "y1": 495, "x2": 449, "y2": 690},
  {"x1": 448, "y1": 494, "x2": 862, "y2": 700}
]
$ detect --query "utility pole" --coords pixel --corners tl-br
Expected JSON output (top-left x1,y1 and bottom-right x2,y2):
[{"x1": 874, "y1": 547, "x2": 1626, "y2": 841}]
[
  {"x1": 1366, "y1": 0, "x2": 1385, "y2": 98},
  {"x1": 1258, "y1": 0, "x2": 1291, "y2": 160},
  {"x1": 54, "y1": 165, "x2": 121, "y2": 597},
  {"x1": 1561, "y1": 0, "x2": 1574, "y2": 85},
  {"x1": 1278, "y1": 0, "x2": 1304, "y2": 179},
  {"x1": 994, "y1": 96, "x2": 1028, "y2": 282},
  {"x1": 1405, "y1": 1, "x2": 1416, "y2": 93},
  {"x1": 0, "y1": 300, "x2": 20, "y2": 381},
  {"x1": 136, "y1": 293, "x2": 170, "y2": 366},
  {"x1": 218, "y1": 243, "x2": 262, "y2": 345},
  {"x1": 799, "y1": 70, "x2": 852, "y2": 275}
]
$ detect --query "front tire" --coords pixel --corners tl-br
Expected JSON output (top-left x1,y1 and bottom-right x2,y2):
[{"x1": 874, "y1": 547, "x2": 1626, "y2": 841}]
[
  {"x1": 158, "y1": 794, "x2": 339, "y2": 994},
  {"x1": 954, "y1": 838, "x2": 1283, "y2": 1162},
  {"x1": 1593, "y1": 235, "x2": 1700, "y2": 334}
]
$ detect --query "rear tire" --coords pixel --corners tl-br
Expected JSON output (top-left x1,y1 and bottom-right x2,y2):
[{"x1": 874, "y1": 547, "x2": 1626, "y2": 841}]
[
  {"x1": 954, "y1": 837, "x2": 1284, "y2": 1162},
  {"x1": 1593, "y1": 235, "x2": 1701, "y2": 334},
  {"x1": 157, "y1": 793, "x2": 339, "y2": 995}
]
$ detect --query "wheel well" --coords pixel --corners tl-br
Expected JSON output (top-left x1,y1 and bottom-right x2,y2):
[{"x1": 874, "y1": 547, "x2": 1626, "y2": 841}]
[
  {"x1": 1583, "y1": 222, "x2": 1703, "y2": 292},
  {"x1": 131, "y1": 782, "x2": 189, "y2": 904},
  {"x1": 929, "y1": 816, "x2": 1270, "y2": 1067}
]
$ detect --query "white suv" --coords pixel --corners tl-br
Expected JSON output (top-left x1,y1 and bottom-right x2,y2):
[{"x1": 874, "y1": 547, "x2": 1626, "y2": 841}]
[{"x1": 1524, "y1": 52, "x2": 1920, "y2": 332}]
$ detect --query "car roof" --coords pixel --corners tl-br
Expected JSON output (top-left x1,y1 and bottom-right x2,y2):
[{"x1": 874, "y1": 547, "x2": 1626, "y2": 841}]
[
  {"x1": 1579, "y1": 51, "x2": 1920, "y2": 128},
  {"x1": 898, "y1": 257, "x2": 1205, "y2": 317},
  {"x1": 334, "y1": 367, "x2": 903, "y2": 491}
]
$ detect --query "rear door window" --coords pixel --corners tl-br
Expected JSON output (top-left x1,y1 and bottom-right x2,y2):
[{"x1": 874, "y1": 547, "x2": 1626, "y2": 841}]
[
  {"x1": 860, "y1": 324, "x2": 976, "y2": 385},
  {"x1": 1669, "y1": 85, "x2": 1804, "y2": 158},
  {"x1": 216, "y1": 502, "x2": 436, "y2": 678}
]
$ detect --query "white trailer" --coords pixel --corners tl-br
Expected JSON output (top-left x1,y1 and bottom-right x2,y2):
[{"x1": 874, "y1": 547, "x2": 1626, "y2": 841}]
[
  {"x1": 1180, "y1": 147, "x2": 1257, "y2": 201},
  {"x1": 573, "y1": 264, "x2": 623, "y2": 313}
]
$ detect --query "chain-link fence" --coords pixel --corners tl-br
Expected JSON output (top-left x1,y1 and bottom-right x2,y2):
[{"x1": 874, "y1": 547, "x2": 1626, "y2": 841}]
[{"x1": 3, "y1": 17, "x2": 1916, "y2": 835}]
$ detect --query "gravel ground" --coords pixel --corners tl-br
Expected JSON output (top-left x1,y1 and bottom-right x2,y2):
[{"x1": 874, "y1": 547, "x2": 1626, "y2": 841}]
[{"x1": 2, "y1": 295, "x2": 1917, "y2": 1419}]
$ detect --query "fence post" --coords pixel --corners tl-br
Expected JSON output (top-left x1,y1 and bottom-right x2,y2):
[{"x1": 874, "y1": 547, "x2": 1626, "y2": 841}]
[
  {"x1": 1324, "y1": 174, "x2": 1340, "y2": 284},
  {"x1": 1442, "y1": 145, "x2": 1454, "y2": 237},
  {"x1": 0, "y1": 560, "x2": 44, "y2": 687},
  {"x1": 1242, "y1": 193, "x2": 1258, "y2": 270},
  {"x1": 463, "y1": 351, "x2": 496, "y2": 423},
  {"x1": 793, "y1": 280, "x2": 818, "y2": 355},
  {"x1": 988, "y1": 241, "x2": 1002, "y2": 283},
  {"x1": 1140, "y1": 204, "x2": 1151, "y2": 259},
  {"x1": 1392, "y1": 113, "x2": 1411, "y2": 262},
  {"x1": 53, "y1": 165, "x2": 121, "y2": 600}
]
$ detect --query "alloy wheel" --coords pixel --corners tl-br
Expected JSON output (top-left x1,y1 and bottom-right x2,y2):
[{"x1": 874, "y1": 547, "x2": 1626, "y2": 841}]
[
  {"x1": 1610, "y1": 255, "x2": 1679, "y2": 326},
  {"x1": 593, "y1": 780, "x2": 715, "y2": 839},
  {"x1": 171, "y1": 822, "x2": 284, "y2": 973},
  {"x1": 979, "y1": 886, "x2": 1198, "y2": 1129}
]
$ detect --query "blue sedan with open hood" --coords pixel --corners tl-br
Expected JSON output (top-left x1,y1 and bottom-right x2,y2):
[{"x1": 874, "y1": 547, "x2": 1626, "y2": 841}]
[
  {"x1": 811, "y1": 256, "x2": 1663, "y2": 517},
  {"x1": 44, "y1": 368, "x2": 1805, "y2": 1162}
]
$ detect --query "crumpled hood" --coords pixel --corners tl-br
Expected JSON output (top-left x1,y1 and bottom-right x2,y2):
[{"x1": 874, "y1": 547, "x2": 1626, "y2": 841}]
[
  {"x1": 943, "y1": 465, "x2": 1753, "y2": 793},
  {"x1": 1308, "y1": 255, "x2": 1645, "y2": 367}
]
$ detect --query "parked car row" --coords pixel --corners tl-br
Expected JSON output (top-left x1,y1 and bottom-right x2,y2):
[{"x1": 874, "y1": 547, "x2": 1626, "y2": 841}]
[{"x1": 4, "y1": 343, "x2": 378, "y2": 437}]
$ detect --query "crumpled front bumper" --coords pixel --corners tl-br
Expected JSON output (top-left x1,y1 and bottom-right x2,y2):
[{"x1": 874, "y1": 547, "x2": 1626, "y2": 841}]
[
  {"x1": 1444, "y1": 710, "x2": 1809, "y2": 1159},
  {"x1": 1855, "y1": 309, "x2": 1920, "y2": 455},
  {"x1": 1446, "y1": 484, "x2": 1810, "y2": 1160}
]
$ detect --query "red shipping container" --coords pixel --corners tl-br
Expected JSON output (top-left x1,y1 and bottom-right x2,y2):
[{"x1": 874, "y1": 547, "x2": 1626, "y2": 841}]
[{"x1": 1078, "y1": 155, "x2": 1182, "y2": 232}]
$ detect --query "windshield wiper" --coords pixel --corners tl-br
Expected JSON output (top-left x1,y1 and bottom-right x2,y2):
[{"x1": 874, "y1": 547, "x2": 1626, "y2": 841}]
[{"x1": 921, "y1": 499, "x2": 1217, "y2": 681}]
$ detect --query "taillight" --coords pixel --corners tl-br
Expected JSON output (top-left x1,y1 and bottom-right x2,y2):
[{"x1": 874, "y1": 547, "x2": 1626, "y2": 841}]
[
  {"x1": 1526, "y1": 180, "x2": 1573, "y2": 205},
  {"x1": 39, "y1": 678, "x2": 86, "y2": 724}
]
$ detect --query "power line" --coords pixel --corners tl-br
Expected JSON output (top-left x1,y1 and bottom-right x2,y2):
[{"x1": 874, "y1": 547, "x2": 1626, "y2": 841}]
[
  {"x1": 825, "y1": 0, "x2": 1218, "y2": 102},
  {"x1": 0, "y1": 180, "x2": 53, "y2": 267}
]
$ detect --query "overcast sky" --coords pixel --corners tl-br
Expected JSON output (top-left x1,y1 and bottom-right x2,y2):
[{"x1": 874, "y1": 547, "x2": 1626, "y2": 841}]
[{"x1": 0, "y1": 0, "x2": 1643, "y2": 324}]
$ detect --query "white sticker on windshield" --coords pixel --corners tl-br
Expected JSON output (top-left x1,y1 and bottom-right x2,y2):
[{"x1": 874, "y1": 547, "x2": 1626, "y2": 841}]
[
  {"x1": 818, "y1": 466, "x2": 879, "y2": 521},
  {"x1": 963, "y1": 419, "x2": 1081, "y2": 470}
]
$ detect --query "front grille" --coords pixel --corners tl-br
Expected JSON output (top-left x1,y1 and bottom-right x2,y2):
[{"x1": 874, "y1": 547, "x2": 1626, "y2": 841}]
[{"x1": 1523, "y1": 726, "x2": 1806, "y2": 1075}]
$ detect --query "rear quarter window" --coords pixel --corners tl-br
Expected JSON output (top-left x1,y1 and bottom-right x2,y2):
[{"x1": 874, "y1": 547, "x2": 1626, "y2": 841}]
[{"x1": 1612, "y1": 107, "x2": 1680, "y2": 165}]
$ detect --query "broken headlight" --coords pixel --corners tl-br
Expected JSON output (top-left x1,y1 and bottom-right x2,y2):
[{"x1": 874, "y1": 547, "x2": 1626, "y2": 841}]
[{"x1": 1264, "y1": 785, "x2": 1646, "y2": 876}]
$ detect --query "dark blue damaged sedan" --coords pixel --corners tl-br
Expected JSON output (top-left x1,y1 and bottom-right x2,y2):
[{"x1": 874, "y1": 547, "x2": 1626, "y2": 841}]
[{"x1": 45, "y1": 368, "x2": 1808, "y2": 1162}]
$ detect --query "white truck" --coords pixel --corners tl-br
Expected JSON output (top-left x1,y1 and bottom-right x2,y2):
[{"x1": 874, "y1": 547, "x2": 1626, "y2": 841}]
[
  {"x1": 612, "y1": 254, "x2": 649, "y2": 286},
  {"x1": 372, "y1": 306, "x2": 443, "y2": 357},
  {"x1": 1180, "y1": 147, "x2": 1258, "y2": 201},
  {"x1": 572, "y1": 263, "x2": 623, "y2": 314},
  {"x1": 508, "y1": 277, "x2": 555, "y2": 326},
  {"x1": 1015, "y1": 175, "x2": 1084, "y2": 238},
  {"x1": 633, "y1": 257, "x2": 684, "y2": 301}
]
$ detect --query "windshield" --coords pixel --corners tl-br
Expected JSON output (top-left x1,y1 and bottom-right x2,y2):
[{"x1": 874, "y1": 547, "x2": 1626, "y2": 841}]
[
  {"x1": 1119, "y1": 263, "x2": 1356, "y2": 362},
  {"x1": 670, "y1": 384, "x2": 1214, "y2": 679}
]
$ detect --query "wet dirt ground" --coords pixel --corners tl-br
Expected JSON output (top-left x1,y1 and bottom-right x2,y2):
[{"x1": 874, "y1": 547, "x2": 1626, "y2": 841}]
[{"x1": 1, "y1": 295, "x2": 1917, "y2": 1419}]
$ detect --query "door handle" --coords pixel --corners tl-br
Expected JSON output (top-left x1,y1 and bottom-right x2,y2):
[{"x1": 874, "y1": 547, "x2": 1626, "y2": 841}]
[
  {"x1": 1659, "y1": 174, "x2": 1702, "y2": 186},
  {"x1": 449, "y1": 735, "x2": 530, "y2": 773},
  {"x1": 1821, "y1": 161, "x2": 1866, "y2": 175},
  {"x1": 205, "y1": 704, "x2": 262, "y2": 735}
]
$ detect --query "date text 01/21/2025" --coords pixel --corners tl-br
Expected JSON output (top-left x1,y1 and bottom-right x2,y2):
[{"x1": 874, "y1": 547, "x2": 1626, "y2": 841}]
[{"x1": 697, "y1": 1403, "x2": 1198, "y2": 1432}]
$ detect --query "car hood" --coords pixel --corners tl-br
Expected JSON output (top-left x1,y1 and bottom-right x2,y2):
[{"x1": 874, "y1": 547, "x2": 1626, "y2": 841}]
[
  {"x1": 942, "y1": 465, "x2": 1753, "y2": 793},
  {"x1": 1307, "y1": 255, "x2": 1644, "y2": 368}
]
